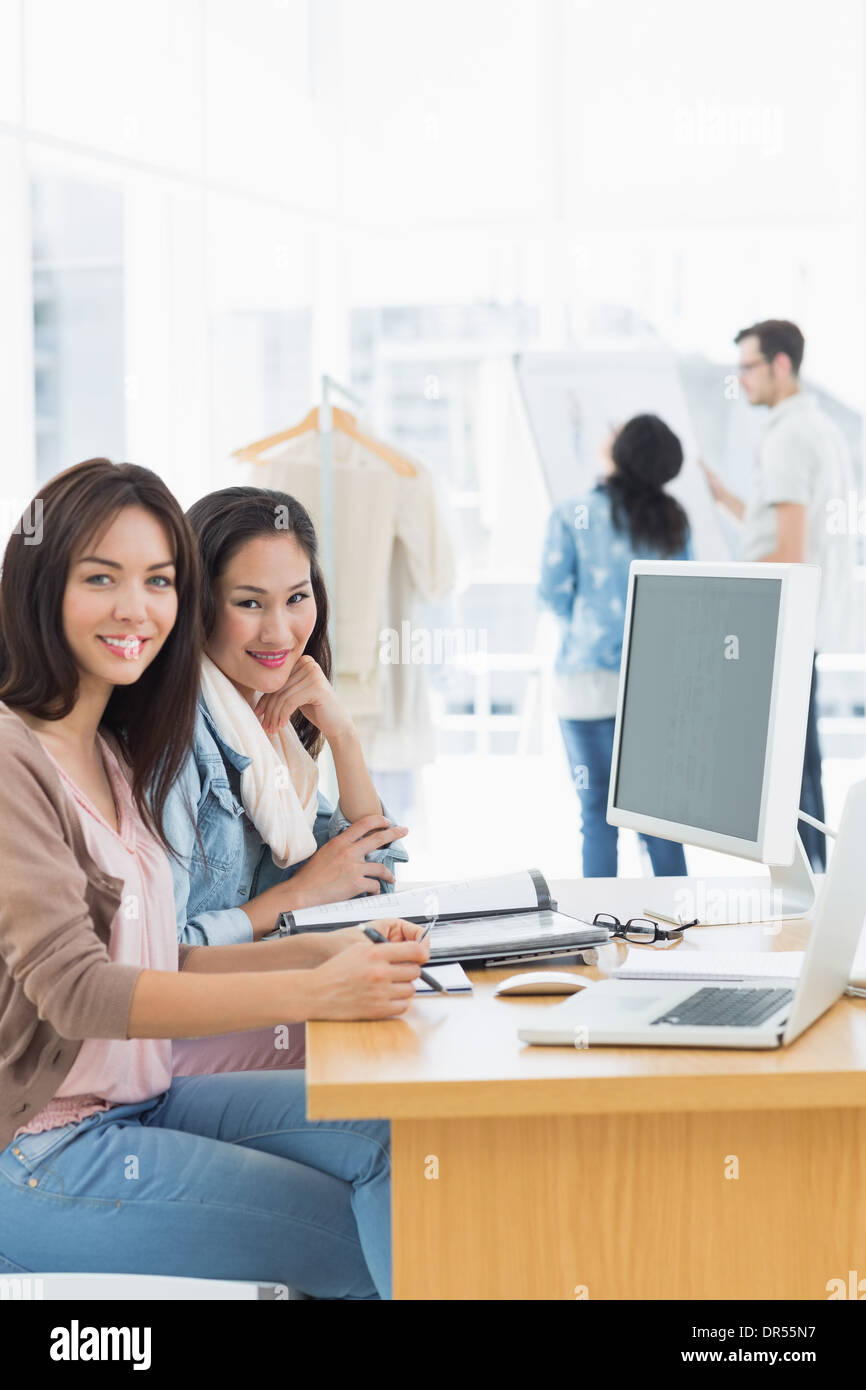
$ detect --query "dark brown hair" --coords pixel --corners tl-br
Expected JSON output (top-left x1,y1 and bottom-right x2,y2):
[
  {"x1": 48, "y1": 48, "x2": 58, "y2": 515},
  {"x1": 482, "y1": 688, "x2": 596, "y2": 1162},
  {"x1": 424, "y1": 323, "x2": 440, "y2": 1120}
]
[
  {"x1": 0, "y1": 457, "x2": 202, "y2": 851},
  {"x1": 605, "y1": 413, "x2": 689, "y2": 556},
  {"x1": 734, "y1": 319, "x2": 805, "y2": 375},
  {"x1": 185, "y1": 487, "x2": 332, "y2": 758}
]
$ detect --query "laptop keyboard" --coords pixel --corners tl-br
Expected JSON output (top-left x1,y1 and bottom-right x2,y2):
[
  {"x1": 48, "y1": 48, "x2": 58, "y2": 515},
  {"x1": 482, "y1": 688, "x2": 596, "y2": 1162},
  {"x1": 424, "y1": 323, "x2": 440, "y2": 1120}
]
[{"x1": 651, "y1": 986, "x2": 795, "y2": 1028}]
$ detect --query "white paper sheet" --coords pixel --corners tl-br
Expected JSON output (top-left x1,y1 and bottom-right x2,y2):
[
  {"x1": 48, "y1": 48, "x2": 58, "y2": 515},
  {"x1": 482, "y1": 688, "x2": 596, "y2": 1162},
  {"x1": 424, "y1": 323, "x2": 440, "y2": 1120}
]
[
  {"x1": 289, "y1": 871, "x2": 542, "y2": 930},
  {"x1": 414, "y1": 963, "x2": 472, "y2": 994}
]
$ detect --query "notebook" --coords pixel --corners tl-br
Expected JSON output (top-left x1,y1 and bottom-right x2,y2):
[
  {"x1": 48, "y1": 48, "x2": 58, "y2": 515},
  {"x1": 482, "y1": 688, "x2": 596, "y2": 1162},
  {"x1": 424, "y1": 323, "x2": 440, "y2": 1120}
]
[
  {"x1": 279, "y1": 869, "x2": 610, "y2": 965},
  {"x1": 414, "y1": 963, "x2": 472, "y2": 994}
]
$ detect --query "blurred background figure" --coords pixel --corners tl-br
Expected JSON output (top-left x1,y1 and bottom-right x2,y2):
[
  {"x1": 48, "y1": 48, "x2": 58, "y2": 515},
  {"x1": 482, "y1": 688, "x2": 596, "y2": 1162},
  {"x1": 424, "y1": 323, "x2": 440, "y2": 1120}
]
[
  {"x1": 3, "y1": 0, "x2": 863, "y2": 883},
  {"x1": 539, "y1": 414, "x2": 693, "y2": 877},
  {"x1": 701, "y1": 320, "x2": 858, "y2": 871}
]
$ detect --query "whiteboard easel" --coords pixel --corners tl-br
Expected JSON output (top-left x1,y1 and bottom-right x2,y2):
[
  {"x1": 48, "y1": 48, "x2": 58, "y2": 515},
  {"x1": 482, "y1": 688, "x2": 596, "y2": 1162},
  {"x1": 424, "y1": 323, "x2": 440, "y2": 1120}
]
[{"x1": 514, "y1": 349, "x2": 730, "y2": 560}]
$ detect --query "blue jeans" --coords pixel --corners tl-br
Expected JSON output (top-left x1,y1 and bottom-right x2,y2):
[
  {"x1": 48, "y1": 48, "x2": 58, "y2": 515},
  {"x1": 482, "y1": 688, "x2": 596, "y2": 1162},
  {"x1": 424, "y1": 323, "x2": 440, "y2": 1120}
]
[
  {"x1": 559, "y1": 717, "x2": 687, "y2": 878},
  {"x1": 0, "y1": 1070, "x2": 390, "y2": 1299}
]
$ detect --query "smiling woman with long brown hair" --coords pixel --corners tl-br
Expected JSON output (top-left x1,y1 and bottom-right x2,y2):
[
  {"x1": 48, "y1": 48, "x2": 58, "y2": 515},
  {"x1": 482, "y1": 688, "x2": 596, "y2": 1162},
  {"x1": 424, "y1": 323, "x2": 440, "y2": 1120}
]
[
  {"x1": 0, "y1": 457, "x2": 427, "y2": 1299},
  {"x1": 163, "y1": 486, "x2": 411, "y2": 1078},
  {"x1": 0, "y1": 456, "x2": 202, "y2": 840}
]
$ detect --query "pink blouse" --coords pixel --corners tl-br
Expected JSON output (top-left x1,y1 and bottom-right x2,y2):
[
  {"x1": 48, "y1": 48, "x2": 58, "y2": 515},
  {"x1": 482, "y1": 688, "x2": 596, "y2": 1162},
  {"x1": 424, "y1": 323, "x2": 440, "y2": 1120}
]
[{"x1": 14, "y1": 733, "x2": 178, "y2": 1137}]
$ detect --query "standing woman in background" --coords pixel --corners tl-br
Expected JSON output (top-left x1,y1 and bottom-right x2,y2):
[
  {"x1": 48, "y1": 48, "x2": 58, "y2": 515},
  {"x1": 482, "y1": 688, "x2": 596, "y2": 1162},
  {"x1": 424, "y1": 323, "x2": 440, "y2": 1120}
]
[{"x1": 539, "y1": 414, "x2": 692, "y2": 877}]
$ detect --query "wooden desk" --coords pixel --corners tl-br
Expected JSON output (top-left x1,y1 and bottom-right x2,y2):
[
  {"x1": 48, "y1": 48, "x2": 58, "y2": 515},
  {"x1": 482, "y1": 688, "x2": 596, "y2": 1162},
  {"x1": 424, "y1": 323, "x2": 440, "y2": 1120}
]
[{"x1": 306, "y1": 877, "x2": 866, "y2": 1300}]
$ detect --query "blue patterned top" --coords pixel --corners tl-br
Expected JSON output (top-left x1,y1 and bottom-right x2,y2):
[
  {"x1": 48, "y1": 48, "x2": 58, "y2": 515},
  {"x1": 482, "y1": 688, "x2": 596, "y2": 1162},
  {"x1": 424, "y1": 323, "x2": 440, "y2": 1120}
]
[{"x1": 538, "y1": 483, "x2": 693, "y2": 674}]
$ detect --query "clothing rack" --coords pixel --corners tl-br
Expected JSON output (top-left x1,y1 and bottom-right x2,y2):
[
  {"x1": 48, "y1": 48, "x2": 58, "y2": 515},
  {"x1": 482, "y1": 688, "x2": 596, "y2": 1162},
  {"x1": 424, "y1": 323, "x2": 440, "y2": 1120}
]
[
  {"x1": 234, "y1": 379, "x2": 417, "y2": 674},
  {"x1": 319, "y1": 374, "x2": 368, "y2": 661},
  {"x1": 317, "y1": 377, "x2": 367, "y2": 808}
]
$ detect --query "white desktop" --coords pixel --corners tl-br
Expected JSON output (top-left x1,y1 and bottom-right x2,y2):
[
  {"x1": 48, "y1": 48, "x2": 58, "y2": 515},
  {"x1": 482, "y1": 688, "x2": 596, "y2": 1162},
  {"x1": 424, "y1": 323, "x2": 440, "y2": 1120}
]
[{"x1": 606, "y1": 561, "x2": 822, "y2": 925}]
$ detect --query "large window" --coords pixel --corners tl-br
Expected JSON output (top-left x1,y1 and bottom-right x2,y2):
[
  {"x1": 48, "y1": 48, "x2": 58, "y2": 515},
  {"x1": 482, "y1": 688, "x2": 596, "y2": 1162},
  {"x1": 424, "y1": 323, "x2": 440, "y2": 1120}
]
[
  {"x1": 31, "y1": 173, "x2": 125, "y2": 483},
  {"x1": 0, "y1": 0, "x2": 862, "y2": 880}
]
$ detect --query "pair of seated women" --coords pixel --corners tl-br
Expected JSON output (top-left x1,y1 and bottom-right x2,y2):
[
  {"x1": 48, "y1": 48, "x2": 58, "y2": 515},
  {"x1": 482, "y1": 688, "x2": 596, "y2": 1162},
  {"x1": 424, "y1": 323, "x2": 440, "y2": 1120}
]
[{"x1": 0, "y1": 460, "x2": 424, "y2": 1299}]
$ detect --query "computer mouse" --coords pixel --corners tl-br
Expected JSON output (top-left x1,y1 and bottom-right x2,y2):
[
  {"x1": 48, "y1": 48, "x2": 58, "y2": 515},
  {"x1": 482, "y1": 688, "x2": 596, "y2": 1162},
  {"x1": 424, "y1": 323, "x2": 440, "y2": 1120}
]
[{"x1": 495, "y1": 971, "x2": 590, "y2": 997}]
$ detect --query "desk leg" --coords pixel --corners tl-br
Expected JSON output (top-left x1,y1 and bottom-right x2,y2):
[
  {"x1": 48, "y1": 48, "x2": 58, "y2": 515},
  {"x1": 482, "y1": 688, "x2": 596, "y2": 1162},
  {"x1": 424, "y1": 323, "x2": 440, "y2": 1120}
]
[{"x1": 391, "y1": 1108, "x2": 866, "y2": 1300}]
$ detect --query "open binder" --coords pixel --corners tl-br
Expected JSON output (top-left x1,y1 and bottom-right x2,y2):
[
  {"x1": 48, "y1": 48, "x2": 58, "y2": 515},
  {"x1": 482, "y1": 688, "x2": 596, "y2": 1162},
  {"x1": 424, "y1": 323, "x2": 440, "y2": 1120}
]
[{"x1": 278, "y1": 870, "x2": 610, "y2": 966}]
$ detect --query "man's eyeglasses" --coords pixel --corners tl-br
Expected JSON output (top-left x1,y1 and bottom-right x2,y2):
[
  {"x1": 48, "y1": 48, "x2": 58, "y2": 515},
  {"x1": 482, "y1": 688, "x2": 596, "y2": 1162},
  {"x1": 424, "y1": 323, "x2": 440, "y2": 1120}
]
[
  {"x1": 737, "y1": 356, "x2": 767, "y2": 374},
  {"x1": 592, "y1": 913, "x2": 693, "y2": 948}
]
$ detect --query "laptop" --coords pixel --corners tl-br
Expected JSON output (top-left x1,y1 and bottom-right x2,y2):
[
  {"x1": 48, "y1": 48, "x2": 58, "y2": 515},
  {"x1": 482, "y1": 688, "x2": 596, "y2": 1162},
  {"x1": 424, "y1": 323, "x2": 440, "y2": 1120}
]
[{"x1": 519, "y1": 778, "x2": 866, "y2": 1050}]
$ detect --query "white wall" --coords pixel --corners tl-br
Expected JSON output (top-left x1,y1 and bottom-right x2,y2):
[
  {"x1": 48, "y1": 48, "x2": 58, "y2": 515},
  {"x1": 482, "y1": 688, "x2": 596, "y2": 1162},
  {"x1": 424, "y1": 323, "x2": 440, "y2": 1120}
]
[{"x1": 0, "y1": 0, "x2": 863, "y2": 499}]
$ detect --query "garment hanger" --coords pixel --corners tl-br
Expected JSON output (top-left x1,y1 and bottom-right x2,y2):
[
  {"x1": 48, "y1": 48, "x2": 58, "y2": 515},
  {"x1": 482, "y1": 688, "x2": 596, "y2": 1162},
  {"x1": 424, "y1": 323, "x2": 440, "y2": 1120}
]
[{"x1": 233, "y1": 406, "x2": 417, "y2": 477}]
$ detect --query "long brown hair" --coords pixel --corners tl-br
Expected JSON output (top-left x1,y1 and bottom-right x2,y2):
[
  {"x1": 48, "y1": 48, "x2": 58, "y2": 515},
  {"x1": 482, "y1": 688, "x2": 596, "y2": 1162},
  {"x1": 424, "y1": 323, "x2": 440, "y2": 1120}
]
[
  {"x1": 185, "y1": 487, "x2": 332, "y2": 758},
  {"x1": 0, "y1": 458, "x2": 202, "y2": 850}
]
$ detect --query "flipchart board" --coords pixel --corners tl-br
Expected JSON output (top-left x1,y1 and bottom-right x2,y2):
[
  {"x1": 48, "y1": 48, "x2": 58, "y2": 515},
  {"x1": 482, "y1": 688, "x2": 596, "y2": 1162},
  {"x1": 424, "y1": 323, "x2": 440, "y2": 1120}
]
[{"x1": 514, "y1": 349, "x2": 730, "y2": 560}]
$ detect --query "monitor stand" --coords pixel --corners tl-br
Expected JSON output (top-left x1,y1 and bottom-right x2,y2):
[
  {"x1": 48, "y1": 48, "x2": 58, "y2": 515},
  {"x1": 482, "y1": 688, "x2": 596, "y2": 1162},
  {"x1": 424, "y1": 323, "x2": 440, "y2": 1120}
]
[{"x1": 641, "y1": 836, "x2": 816, "y2": 928}]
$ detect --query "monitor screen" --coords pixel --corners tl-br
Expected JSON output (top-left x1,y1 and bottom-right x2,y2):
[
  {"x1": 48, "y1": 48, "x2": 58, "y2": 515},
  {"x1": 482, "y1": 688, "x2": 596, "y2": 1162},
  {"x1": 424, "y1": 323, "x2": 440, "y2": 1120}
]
[{"x1": 613, "y1": 574, "x2": 782, "y2": 842}]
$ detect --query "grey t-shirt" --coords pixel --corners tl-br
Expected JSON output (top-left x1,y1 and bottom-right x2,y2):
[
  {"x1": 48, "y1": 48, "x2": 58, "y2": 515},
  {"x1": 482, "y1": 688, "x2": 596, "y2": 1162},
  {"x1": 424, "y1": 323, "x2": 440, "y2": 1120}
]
[{"x1": 741, "y1": 392, "x2": 858, "y2": 651}]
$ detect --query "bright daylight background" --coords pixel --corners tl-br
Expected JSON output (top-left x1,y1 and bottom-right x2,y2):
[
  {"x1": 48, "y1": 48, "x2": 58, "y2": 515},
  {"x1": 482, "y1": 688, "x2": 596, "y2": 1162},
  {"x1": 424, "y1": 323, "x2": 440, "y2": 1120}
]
[{"x1": 1, "y1": 0, "x2": 864, "y2": 886}]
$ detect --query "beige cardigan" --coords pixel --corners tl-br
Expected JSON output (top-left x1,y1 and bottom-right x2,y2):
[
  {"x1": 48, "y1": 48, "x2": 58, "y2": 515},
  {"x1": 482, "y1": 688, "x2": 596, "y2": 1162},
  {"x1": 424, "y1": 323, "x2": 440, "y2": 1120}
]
[{"x1": 0, "y1": 702, "x2": 196, "y2": 1152}]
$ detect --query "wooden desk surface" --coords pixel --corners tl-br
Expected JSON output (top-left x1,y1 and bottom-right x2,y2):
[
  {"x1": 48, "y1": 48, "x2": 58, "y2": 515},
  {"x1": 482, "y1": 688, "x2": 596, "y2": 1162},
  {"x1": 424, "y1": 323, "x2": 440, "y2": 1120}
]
[{"x1": 306, "y1": 876, "x2": 866, "y2": 1121}]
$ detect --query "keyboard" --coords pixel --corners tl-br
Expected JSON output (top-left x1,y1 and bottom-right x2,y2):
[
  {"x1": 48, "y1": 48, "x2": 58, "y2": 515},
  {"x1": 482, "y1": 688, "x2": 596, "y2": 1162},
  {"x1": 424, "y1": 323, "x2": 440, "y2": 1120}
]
[{"x1": 651, "y1": 986, "x2": 795, "y2": 1029}]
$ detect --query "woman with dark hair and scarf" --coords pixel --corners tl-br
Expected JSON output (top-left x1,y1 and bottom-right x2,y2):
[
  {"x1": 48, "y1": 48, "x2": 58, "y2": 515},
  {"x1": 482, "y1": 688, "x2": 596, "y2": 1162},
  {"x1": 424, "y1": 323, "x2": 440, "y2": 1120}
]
[
  {"x1": 539, "y1": 414, "x2": 693, "y2": 877},
  {"x1": 162, "y1": 486, "x2": 412, "y2": 1078}
]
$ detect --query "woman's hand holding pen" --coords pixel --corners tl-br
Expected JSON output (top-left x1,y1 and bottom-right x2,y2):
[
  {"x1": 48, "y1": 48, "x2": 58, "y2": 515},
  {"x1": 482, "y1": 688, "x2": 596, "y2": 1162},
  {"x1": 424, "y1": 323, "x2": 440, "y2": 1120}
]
[
  {"x1": 319, "y1": 917, "x2": 429, "y2": 959},
  {"x1": 305, "y1": 931, "x2": 431, "y2": 1019}
]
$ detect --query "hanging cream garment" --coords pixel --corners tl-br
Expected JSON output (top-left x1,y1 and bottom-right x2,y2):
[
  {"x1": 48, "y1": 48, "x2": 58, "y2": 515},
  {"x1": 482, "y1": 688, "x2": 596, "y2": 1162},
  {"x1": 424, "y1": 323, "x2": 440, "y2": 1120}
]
[
  {"x1": 258, "y1": 429, "x2": 397, "y2": 717},
  {"x1": 355, "y1": 462, "x2": 455, "y2": 770},
  {"x1": 254, "y1": 428, "x2": 455, "y2": 766}
]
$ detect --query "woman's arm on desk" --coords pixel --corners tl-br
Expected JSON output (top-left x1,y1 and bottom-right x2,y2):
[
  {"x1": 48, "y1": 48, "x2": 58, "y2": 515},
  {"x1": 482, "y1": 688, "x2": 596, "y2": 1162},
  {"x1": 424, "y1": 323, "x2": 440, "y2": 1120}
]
[
  {"x1": 130, "y1": 926, "x2": 430, "y2": 1035},
  {"x1": 182, "y1": 917, "x2": 426, "y2": 973}
]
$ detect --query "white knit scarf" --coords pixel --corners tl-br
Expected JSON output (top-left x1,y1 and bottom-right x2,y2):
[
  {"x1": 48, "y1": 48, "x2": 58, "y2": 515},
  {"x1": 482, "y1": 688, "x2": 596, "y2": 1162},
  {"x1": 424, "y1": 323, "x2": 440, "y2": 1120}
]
[{"x1": 199, "y1": 653, "x2": 319, "y2": 869}]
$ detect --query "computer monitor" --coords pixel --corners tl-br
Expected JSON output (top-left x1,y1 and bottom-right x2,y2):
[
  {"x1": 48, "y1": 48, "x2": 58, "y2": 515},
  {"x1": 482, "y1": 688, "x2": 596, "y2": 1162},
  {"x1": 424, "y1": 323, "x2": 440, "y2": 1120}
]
[{"x1": 607, "y1": 561, "x2": 821, "y2": 924}]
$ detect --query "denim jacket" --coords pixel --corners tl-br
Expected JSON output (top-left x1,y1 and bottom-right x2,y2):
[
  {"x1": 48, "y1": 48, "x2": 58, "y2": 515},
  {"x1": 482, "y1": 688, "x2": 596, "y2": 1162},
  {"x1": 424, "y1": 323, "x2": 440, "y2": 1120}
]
[
  {"x1": 161, "y1": 696, "x2": 409, "y2": 946},
  {"x1": 538, "y1": 483, "x2": 693, "y2": 673}
]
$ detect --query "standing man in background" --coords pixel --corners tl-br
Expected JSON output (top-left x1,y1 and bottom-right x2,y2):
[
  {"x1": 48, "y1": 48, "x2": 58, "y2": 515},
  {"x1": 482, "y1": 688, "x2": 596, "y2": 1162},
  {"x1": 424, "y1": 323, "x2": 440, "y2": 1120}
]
[{"x1": 701, "y1": 319, "x2": 858, "y2": 871}]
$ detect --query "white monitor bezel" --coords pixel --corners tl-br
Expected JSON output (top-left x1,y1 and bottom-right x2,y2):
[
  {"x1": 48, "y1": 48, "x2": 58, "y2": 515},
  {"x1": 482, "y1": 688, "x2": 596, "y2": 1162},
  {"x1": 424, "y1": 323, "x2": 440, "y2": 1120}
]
[{"x1": 606, "y1": 561, "x2": 821, "y2": 866}]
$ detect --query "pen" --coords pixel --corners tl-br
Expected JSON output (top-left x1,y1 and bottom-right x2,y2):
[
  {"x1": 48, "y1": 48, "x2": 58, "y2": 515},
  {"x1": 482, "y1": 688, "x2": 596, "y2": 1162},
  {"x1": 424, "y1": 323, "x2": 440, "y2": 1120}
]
[{"x1": 362, "y1": 925, "x2": 446, "y2": 994}]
